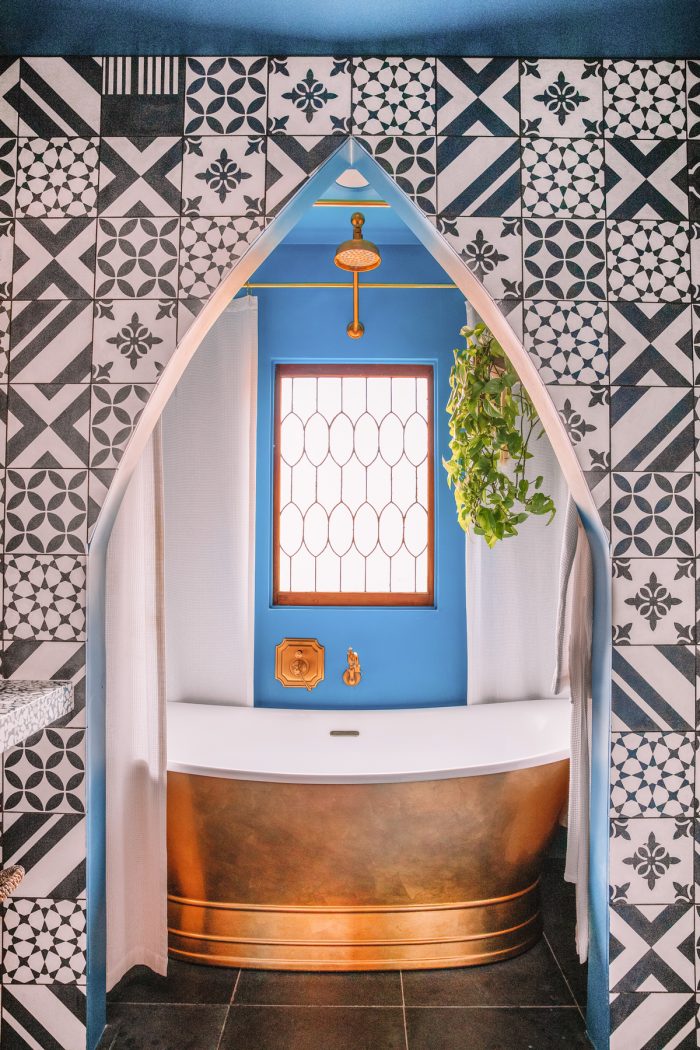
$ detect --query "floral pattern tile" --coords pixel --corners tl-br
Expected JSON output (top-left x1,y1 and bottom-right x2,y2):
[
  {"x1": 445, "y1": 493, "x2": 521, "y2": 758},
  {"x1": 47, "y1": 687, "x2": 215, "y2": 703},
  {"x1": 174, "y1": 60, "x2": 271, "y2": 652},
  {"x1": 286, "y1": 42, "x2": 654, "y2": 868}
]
[
  {"x1": 3, "y1": 727, "x2": 85, "y2": 813},
  {"x1": 92, "y1": 298, "x2": 176, "y2": 382},
  {"x1": 268, "y1": 57, "x2": 351, "y2": 135},
  {"x1": 549, "y1": 383, "x2": 610, "y2": 474},
  {"x1": 5, "y1": 468, "x2": 88, "y2": 555},
  {"x1": 688, "y1": 60, "x2": 700, "y2": 140},
  {"x1": 184, "y1": 56, "x2": 267, "y2": 135},
  {"x1": 437, "y1": 216, "x2": 522, "y2": 300},
  {"x1": 610, "y1": 816, "x2": 693, "y2": 906},
  {"x1": 523, "y1": 300, "x2": 608, "y2": 383},
  {"x1": 610, "y1": 732, "x2": 695, "y2": 818},
  {"x1": 89, "y1": 383, "x2": 152, "y2": 468},
  {"x1": 3, "y1": 554, "x2": 86, "y2": 641},
  {"x1": 520, "y1": 58, "x2": 604, "y2": 137},
  {"x1": 178, "y1": 215, "x2": 265, "y2": 298},
  {"x1": 16, "y1": 138, "x2": 99, "y2": 218},
  {"x1": 3, "y1": 898, "x2": 86, "y2": 984},
  {"x1": 181, "y1": 134, "x2": 265, "y2": 217},
  {"x1": 96, "y1": 217, "x2": 179, "y2": 298},
  {"x1": 356, "y1": 136, "x2": 436, "y2": 216},
  {"x1": 612, "y1": 557, "x2": 695, "y2": 645},
  {"x1": 604, "y1": 60, "x2": 686, "y2": 139},
  {"x1": 352, "y1": 57, "x2": 435, "y2": 136},
  {"x1": 523, "y1": 218, "x2": 607, "y2": 300},
  {"x1": 0, "y1": 136, "x2": 17, "y2": 218},
  {"x1": 611, "y1": 473, "x2": 694, "y2": 558},
  {"x1": 522, "y1": 137, "x2": 605, "y2": 218}
]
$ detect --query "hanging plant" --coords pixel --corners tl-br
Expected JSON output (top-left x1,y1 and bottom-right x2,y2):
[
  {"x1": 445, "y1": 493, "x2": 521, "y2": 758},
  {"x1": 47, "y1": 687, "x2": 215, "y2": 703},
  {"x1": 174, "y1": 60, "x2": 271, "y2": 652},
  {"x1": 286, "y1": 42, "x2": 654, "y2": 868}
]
[{"x1": 443, "y1": 321, "x2": 556, "y2": 547}]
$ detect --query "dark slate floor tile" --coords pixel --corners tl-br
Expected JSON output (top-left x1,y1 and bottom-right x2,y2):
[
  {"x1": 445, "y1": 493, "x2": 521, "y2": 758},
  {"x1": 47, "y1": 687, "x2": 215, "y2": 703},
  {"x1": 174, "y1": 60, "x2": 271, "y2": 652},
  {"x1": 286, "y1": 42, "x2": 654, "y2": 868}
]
[
  {"x1": 234, "y1": 968, "x2": 403, "y2": 1006},
  {"x1": 220, "y1": 1005, "x2": 407, "y2": 1050},
  {"x1": 406, "y1": 1006, "x2": 592, "y2": 1049},
  {"x1": 541, "y1": 860, "x2": 588, "y2": 1010},
  {"x1": 402, "y1": 940, "x2": 573, "y2": 1007},
  {"x1": 107, "y1": 1004, "x2": 228, "y2": 1050},
  {"x1": 108, "y1": 959, "x2": 239, "y2": 1004}
]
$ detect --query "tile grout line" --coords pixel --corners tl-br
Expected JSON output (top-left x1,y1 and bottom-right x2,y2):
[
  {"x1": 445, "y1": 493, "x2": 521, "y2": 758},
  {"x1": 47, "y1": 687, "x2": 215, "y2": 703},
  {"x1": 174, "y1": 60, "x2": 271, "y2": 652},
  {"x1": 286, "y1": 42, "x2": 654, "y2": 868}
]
[
  {"x1": 543, "y1": 931, "x2": 585, "y2": 1024},
  {"x1": 214, "y1": 969, "x2": 241, "y2": 1050},
  {"x1": 399, "y1": 971, "x2": 409, "y2": 1050}
]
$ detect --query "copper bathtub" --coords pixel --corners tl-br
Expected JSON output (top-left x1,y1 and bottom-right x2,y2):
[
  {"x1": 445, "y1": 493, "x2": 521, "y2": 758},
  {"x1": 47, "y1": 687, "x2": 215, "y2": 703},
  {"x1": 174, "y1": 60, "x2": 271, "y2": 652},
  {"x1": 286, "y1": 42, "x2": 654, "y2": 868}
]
[{"x1": 166, "y1": 700, "x2": 569, "y2": 971}]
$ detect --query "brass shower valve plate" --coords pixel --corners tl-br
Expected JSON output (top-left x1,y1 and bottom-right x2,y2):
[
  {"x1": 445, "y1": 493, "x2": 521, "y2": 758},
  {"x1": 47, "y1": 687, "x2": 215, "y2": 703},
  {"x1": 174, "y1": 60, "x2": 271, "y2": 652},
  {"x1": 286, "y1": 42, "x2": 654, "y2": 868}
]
[{"x1": 275, "y1": 638, "x2": 325, "y2": 691}]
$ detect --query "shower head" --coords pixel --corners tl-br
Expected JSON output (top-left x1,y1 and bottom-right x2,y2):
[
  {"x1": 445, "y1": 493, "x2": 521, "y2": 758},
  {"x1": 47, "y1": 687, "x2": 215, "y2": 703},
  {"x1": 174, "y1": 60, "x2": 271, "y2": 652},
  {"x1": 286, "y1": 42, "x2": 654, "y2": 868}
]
[{"x1": 334, "y1": 212, "x2": 381, "y2": 273}]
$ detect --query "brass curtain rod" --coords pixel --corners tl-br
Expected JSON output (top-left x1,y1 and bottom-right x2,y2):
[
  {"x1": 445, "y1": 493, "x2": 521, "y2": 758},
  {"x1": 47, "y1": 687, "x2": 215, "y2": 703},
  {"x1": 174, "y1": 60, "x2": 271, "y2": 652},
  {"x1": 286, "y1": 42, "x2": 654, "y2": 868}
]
[
  {"x1": 243, "y1": 281, "x2": 458, "y2": 290},
  {"x1": 313, "y1": 199, "x2": 389, "y2": 207}
]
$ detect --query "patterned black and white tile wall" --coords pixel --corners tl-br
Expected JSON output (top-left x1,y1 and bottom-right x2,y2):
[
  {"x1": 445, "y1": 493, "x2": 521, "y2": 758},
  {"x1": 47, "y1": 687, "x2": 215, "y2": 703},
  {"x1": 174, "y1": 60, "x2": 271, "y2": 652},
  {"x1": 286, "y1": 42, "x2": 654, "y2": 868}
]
[{"x1": 0, "y1": 53, "x2": 697, "y2": 1050}]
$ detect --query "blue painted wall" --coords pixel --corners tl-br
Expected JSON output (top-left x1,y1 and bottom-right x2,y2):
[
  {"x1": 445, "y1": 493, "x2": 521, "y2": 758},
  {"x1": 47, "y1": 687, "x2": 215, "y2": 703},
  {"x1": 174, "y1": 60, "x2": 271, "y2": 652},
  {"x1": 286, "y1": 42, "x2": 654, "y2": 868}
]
[
  {"x1": 250, "y1": 242, "x2": 468, "y2": 709},
  {"x1": 6, "y1": 0, "x2": 700, "y2": 58}
]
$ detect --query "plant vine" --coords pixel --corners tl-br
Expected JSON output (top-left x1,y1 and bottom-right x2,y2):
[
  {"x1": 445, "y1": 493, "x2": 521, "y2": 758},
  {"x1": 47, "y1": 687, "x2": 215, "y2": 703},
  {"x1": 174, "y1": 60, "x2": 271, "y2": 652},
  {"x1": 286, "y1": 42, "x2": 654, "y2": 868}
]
[{"x1": 443, "y1": 321, "x2": 556, "y2": 547}]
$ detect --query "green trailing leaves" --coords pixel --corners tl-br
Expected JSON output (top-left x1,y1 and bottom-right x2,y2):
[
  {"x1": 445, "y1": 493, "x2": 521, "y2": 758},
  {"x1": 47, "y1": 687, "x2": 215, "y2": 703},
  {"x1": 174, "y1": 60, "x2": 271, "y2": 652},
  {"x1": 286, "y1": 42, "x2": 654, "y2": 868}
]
[{"x1": 443, "y1": 321, "x2": 556, "y2": 547}]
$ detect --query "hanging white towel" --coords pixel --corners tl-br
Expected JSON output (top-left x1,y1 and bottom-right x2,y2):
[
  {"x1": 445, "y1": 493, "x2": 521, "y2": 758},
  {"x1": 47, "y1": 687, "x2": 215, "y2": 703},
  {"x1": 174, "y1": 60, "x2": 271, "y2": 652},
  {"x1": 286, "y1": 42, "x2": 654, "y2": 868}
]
[{"x1": 553, "y1": 497, "x2": 594, "y2": 963}]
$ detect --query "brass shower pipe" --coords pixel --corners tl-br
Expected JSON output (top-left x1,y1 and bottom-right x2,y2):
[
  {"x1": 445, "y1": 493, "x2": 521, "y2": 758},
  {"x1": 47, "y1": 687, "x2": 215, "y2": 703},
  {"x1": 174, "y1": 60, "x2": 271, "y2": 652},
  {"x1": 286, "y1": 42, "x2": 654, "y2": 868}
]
[{"x1": 243, "y1": 282, "x2": 458, "y2": 289}]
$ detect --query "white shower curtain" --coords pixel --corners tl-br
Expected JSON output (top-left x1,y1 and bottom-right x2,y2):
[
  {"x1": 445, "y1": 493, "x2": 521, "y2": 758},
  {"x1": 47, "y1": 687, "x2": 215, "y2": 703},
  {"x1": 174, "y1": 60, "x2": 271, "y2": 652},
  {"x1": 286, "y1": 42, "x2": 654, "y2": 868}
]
[
  {"x1": 466, "y1": 432, "x2": 570, "y2": 704},
  {"x1": 105, "y1": 424, "x2": 168, "y2": 988},
  {"x1": 162, "y1": 296, "x2": 258, "y2": 707}
]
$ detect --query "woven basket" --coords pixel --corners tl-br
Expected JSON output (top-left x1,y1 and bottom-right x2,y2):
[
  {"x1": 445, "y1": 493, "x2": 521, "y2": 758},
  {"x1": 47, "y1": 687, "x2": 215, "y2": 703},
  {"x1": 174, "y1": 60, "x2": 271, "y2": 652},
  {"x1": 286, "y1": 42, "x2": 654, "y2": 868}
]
[{"x1": 0, "y1": 865, "x2": 25, "y2": 901}]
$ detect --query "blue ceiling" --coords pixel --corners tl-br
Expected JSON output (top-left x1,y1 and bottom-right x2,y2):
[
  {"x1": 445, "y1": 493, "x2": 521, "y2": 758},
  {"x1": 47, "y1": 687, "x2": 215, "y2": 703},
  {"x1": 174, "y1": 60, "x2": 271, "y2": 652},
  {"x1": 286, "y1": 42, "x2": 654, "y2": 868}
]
[{"x1": 5, "y1": 0, "x2": 699, "y2": 57}]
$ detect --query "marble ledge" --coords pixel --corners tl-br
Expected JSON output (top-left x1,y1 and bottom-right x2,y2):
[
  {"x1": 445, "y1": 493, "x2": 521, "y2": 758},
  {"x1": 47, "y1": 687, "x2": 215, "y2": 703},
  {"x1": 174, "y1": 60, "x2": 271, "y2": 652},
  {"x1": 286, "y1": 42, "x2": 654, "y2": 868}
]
[{"x1": 0, "y1": 680, "x2": 74, "y2": 755}]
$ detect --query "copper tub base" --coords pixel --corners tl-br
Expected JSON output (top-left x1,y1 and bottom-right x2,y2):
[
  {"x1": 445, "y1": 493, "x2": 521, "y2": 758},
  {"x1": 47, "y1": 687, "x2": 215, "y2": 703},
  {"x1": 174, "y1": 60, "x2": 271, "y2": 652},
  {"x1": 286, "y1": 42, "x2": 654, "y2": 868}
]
[{"x1": 167, "y1": 761, "x2": 568, "y2": 971}]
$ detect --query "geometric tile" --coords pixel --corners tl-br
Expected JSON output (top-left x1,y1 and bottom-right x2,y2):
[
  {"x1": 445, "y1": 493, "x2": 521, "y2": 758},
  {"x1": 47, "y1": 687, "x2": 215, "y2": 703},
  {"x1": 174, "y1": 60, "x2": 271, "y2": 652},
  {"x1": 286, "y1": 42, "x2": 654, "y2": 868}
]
[
  {"x1": 3, "y1": 554, "x2": 86, "y2": 640},
  {"x1": 688, "y1": 60, "x2": 700, "y2": 140},
  {"x1": 0, "y1": 136, "x2": 17, "y2": 218},
  {"x1": 610, "y1": 387, "x2": 694, "y2": 472},
  {"x1": 3, "y1": 898, "x2": 86, "y2": 983},
  {"x1": 2, "y1": 812, "x2": 86, "y2": 898},
  {"x1": 436, "y1": 136, "x2": 520, "y2": 217},
  {"x1": 87, "y1": 468, "x2": 115, "y2": 539},
  {"x1": 181, "y1": 135, "x2": 266, "y2": 217},
  {"x1": 178, "y1": 215, "x2": 265, "y2": 298},
  {"x1": 0, "y1": 298, "x2": 11, "y2": 381},
  {"x1": 9, "y1": 300, "x2": 93, "y2": 383},
  {"x1": 6, "y1": 385, "x2": 90, "y2": 467},
  {"x1": 0, "y1": 57, "x2": 20, "y2": 137},
  {"x1": 609, "y1": 303, "x2": 693, "y2": 386},
  {"x1": 519, "y1": 58, "x2": 604, "y2": 137},
  {"x1": 0, "y1": 639, "x2": 86, "y2": 728},
  {"x1": 16, "y1": 138, "x2": 100, "y2": 218},
  {"x1": 610, "y1": 903, "x2": 694, "y2": 991},
  {"x1": 5, "y1": 468, "x2": 88, "y2": 555},
  {"x1": 610, "y1": 731, "x2": 695, "y2": 817},
  {"x1": 611, "y1": 473, "x2": 694, "y2": 557},
  {"x1": 97, "y1": 136, "x2": 182, "y2": 217},
  {"x1": 436, "y1": 57, "x2": 519, "y2": 136},
  {"x1": 100, "y1": 57, "x2": 184, "y2": 137},
  {"x1": 588, "y1": 469, "x2": 612, "y2": 539},
  {"x1": 550, "y1": 383, "x2": 610, "y2": 473},
  {"x1": 522, "y1": 138, "x2": 605, "y2": 218},
  {"x1": 0, "y1": 215, "x2": 13, "y2": 295},
  {"x1": 611, "y1": 645, "x2": 695, "y2": 731},
  {"x1": 176, "y1": 297, "x2": 204, "y2": 341},
  {"x1": 612, "y1": 559, "x2": 695, "y2": 645},
  {"x1": 609, "y1": 991, "x2": 695, "y2": 1049},
  {"x1": 352, "y1": 57, "x2": 435, "y2": 136},
  {"x1": 523, "y1": 219, "x2": 607, "y2": 300},
  {"x1": 17, "y1": 57, "x2": 102, "y2": 138},
  {"x1": 609, "y1": 816, "x2": 693, "y2": 906},
  {"x1": 267, "y1": 57, "x2": 351, "y2": 136},
  {"x1": 605, "y1": 139, "x2": 688, "y2": 222},
  {"x1": 3, "y1": 727, "x2": 86, "y2": 813},
  {"x1": 92, "y1": 298, "x2": 176, "y2": 382},
  {"x1": 524, "y1": 300, "x2": 608, "y2": 383},
  {"x1": 1, "y1": 984, "x2": 87, "y2": 1049},
  {"x1": 89, "y1": 383, "x2": 152, "y2": 468},
  {"x1": 690, "y1": 142, "x2": 699, "y2": 222},
  {"x1": 12, "y1": 218, "x2": 97, "y2": 299},
  {"x1": 185, "y1": 56, "x2": 268, "y2": 136},
  {"x1": 95, "y1": 217, "x2": 179, "y2": 298},
  {"x1": 604, "y1": 60, "x2": 687, "y2": 139},
  {"x1": 437, "y1": 216, "x2": 522, "y2": 300},
  {"x1": 607, "y1": 220, "x2": 691, "y2": 303},
  {"x1": 356, "y1": 136, "x2": 436, "y2": 216},
  {"x1": 264, "y1": 134, "x2": 343, "y2": 217}
]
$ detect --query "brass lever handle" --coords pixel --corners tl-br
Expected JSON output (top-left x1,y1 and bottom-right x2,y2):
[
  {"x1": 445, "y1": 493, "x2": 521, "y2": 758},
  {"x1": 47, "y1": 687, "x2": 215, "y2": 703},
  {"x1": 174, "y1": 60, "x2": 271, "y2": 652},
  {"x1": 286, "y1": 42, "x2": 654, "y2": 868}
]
[{"x1": 343, "y1": 648, "x2": 361, "y2": 687}]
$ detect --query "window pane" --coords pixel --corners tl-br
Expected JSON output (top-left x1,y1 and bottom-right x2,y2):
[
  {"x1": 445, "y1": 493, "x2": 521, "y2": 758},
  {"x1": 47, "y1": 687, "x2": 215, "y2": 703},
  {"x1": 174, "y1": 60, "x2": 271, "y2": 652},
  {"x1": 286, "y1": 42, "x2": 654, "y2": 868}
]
[{"x1": 276, "y1": 367, "x2": 433, "y2": 603}]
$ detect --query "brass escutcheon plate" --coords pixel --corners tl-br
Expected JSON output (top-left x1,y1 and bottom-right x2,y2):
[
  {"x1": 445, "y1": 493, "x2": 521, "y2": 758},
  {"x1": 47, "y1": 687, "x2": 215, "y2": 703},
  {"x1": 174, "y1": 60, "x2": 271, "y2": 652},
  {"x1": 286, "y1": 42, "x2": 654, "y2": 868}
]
[{"x1": 275, "y1": 638, "x2": 325, "y2": 691}]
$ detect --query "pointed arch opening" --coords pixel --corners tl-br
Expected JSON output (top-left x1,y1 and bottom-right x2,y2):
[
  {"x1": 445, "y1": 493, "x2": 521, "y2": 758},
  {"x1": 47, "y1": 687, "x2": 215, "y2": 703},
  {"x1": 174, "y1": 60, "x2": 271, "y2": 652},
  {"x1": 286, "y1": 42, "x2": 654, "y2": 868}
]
[{"x1": 86, "y1": 138, "x2": 611, "y2": 1050}]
